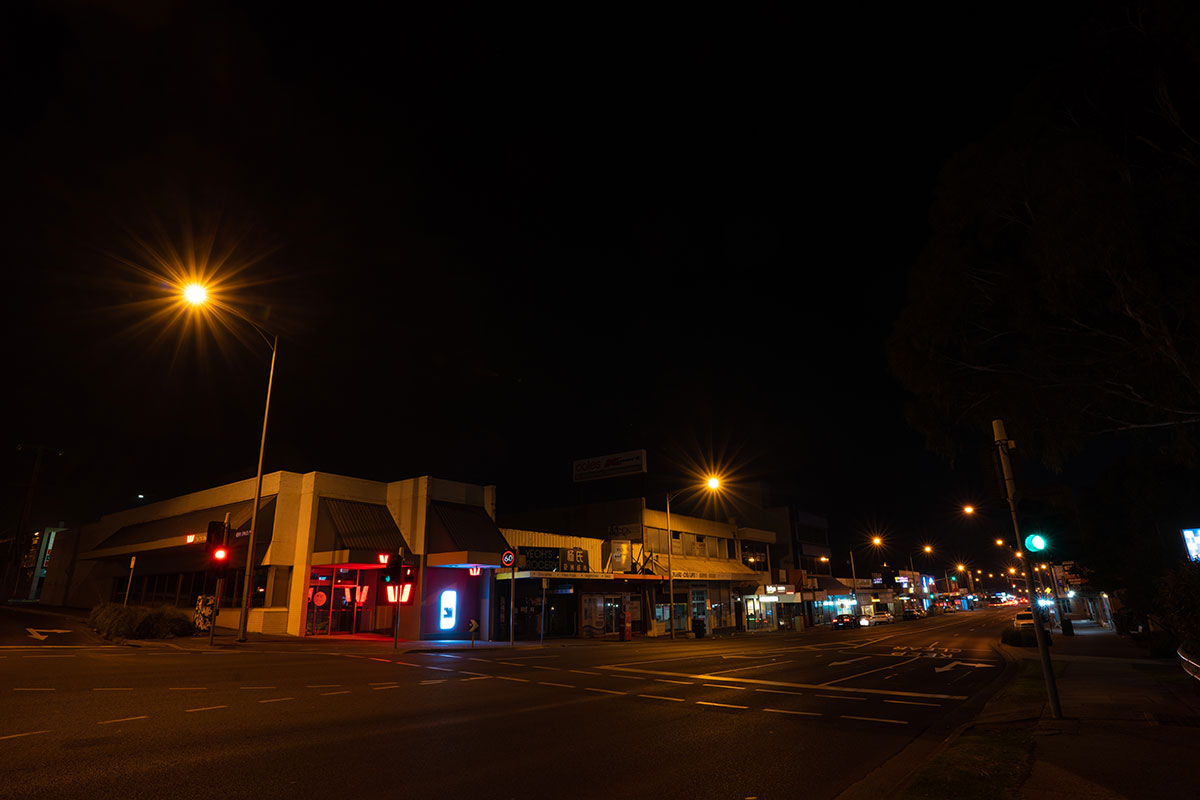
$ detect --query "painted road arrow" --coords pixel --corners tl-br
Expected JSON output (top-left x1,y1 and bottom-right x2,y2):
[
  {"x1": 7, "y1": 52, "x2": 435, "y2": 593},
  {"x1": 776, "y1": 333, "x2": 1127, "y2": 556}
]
[
  {"x1": 26, "y1": 628, "x2": 72, "y2": 641},
  {"x1": 934, "y1": 660, "x2": 997, "y2": 674},
  {"x1": 828, "y1": 656, "x2": 871, "y2": 667}
]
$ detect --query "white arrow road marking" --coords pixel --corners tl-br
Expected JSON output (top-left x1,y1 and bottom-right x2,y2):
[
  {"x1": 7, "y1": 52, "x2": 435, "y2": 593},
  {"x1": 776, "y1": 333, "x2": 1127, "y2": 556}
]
[
  {"x1": 934, "y1": 661, "x2": 997, "y2": 674},
  {"x1": 25, "y1": 629, "x2": 71, "y2": 641},
  {"x1": 829, "y1": 656, "x2": 871, "y2": 667}
]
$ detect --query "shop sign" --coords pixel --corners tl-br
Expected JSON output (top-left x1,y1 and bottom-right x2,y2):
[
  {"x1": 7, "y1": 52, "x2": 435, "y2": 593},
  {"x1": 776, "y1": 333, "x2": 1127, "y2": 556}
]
[
  {"x1": 572, "y1": 450, "x2": 647, "y2": 482},
  {"x1": 521, "y1": 546, "x2": 562, "y2": 571},
  {"x1": 610, "y1": 539, "x2": 632, "y2": 572},
  {"x1": 765, "y1": 584, "x2": 794, "y2": 594},
  {"x1": 561, "y1": 547, "x2": 590, "y2": 573},
  {"x1": 553, "y1": 584, "x2": 574, "y2": 594}
]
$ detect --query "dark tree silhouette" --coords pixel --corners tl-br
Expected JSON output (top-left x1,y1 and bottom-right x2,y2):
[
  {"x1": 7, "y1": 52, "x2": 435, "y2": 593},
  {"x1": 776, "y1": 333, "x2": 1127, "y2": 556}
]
[{"x1": 889, "y1": 0, "x2": 1200, "y2": 469}]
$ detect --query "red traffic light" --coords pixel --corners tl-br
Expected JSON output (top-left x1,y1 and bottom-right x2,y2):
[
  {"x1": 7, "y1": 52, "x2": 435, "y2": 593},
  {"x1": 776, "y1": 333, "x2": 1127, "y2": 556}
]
[{"x1": 213, "y1": 547, "x2": 228, "y2": 561}]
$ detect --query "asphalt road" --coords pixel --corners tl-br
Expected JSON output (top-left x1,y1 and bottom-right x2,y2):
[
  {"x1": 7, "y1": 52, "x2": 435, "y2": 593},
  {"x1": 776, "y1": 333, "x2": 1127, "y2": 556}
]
[{"x1": 0, "y1": 606, "x2": 1017, "y2": 800}]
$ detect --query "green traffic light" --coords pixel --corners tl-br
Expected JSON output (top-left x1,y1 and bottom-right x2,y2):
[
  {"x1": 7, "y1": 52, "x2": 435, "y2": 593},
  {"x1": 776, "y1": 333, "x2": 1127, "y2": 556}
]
[{"x1": 1024, "y1": 533, "x2": 1047, "y2": 552}]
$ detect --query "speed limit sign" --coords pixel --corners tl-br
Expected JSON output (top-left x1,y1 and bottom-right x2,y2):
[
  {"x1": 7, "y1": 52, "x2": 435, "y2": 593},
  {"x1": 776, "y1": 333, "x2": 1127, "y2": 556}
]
[{"x1": 501, "y1": 550, "x2": 516, "y2": 568}]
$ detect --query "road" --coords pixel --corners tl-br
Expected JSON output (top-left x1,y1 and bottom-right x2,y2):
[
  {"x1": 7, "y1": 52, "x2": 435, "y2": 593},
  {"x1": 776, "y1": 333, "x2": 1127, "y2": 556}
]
[{"x1": 0, "y1": 605, "x2": 1016, "y2": 800}]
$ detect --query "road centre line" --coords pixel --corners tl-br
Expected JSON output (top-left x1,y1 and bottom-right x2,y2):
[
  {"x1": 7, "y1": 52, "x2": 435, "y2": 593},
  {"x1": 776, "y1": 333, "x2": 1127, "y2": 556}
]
[
  {"x1": 703, "y1": 684, "x2": 747, "y2": 690},
  {"x1": 419, "y1": 680, "x2": 445, "y2": 685},
  {"x1": 98, "y1": 716, "x2": 148, "y2": 725},
  {"x1": 373, "y1": 685, "x2": 401, "y2": 690},
  {"x1": 842, "y1": 715, "x2": 908, "y2": 725},
  {"x1": 258, "y1": 697, "x2": 294, "y2": 703},
  {"x1": 539, "y1": 682, "x2": 574, "y2": 688},
  {"x1": 756, "y1": 688, "x2": 804, "y2": 696},
  {"x1": 886, "y1": 699, "x2": 941, "y2": 707},
  {"x1": 764, "y1": 708, "x2": 819, "y2": 716},
  {"x1": 655, "y1": 679, "x2": 693, "y2": 685},
  {"x1": 638, "y1": 694, "x2": 685, "y2": 702},
  {"x1": 321, "y1": 690, "x2": 350, "y2": 695},
  {"x1": 706, "y1": 659, "x2": 794, "y2": 675},
  {"x1": 186, "y1": 706, "x2": 227, "y2": 713},
  {"x1": 569, "y1": 670, "x2": 600, "y2": 675},
  {"x1": 586, "y1": 688, "x2": 625, "y2": 695},
  {"x1": 599, "y1": 666, "x2": 967, "y2": 701},
  {"x1": 497, "y1": 676, "x2": 529, "y2": 682},
  {"x1": 0, "y1": 730, "x2": 51, "y2": 740},
  {"x1": 531, "y1": 665, "x2": 558, "y2": 671},
  {"x1": 819, "y1": 656, "x2": 921, "y2": 686},
  {"x1": 461, "y1": 676, "x2": 492, "y2": 681},
  {"x1": 697, "y1": 701, "x2": 747, "y2": 709}
]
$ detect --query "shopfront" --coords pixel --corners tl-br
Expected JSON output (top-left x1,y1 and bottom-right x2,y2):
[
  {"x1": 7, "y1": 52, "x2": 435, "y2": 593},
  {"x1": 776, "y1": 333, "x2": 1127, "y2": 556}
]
[{"x1": 305, "y1": 565, "x2": 388, "y2": 635}]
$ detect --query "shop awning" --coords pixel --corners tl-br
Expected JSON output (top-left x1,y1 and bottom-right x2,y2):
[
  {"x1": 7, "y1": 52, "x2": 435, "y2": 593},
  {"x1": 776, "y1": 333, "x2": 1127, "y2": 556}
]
[
  {"x1": 815, "y1": 576, "x2": 855, "y2": 595},
  {"x1": 647, "y1": 554, "x2": 763, "y2": 582},
  {"x1": 318, "y1": 498, "x2": 410, "y2": 556},
  {"x1": 81, "y1": 497, "x2": 276, "y2": 560},
  {"x1": 427, "y1": 502, "x2": 509, "y2": 554}
]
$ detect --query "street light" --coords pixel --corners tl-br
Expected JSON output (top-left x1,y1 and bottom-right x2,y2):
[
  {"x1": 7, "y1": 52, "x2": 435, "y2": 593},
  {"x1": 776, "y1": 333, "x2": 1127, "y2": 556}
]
[
  {"x1": 665, "y1": 476, "x2": 723, "y2": 639},
  {"x1": 182, "y1": 284, "x2": 278, "y2": 643},
  {"x1": 848, "y1": 535, "x2": 883, "y2": 616}
]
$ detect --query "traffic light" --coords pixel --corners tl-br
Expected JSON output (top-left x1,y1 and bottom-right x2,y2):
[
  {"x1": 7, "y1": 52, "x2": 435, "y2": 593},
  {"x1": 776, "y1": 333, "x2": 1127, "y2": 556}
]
[
  {"x1": 1024, "y1": 533, "x2": 1048, "y2": 553},
  {"x1": 398, "y1": 565, "x2": 415, "y2": 605},
  {"x1": 207, "y1": 520, "x2": 229, "y2": 573},
  {"x1": 384, "y1": 563, "x2": 416, "y2": 604}
]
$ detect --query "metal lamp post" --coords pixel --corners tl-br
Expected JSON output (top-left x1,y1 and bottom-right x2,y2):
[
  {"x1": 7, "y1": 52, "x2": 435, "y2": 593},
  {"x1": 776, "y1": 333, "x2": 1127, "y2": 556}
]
[{"x1": 665, "y1": 477, "x2": 721, "y2": 640}]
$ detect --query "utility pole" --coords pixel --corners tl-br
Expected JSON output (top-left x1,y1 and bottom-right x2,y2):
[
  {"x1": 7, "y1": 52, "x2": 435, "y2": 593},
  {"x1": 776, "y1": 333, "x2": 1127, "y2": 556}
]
[{"x1": 993, "y1": 419, "x2": 1062, "y2": 719}]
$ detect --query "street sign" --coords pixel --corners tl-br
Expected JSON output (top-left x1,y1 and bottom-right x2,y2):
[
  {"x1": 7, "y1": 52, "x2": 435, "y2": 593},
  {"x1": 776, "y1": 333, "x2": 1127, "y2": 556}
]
[
  {"x1": 501, "y1": 550, "x2": 516, "y2": 568},
  {"x1": 468, "y1": 619, "x2": 479, "y2": 632}
]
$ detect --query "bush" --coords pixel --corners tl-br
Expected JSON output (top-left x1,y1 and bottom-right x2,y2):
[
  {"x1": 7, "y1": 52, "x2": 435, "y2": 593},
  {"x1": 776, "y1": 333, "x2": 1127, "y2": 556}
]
[
  {"x1": 1001, "y1": 628, "x2": 1052, "y2": 647},
  {"x1": 1156, "y1": 562, "x2": 1200, "y2": 658},
  {"x1": 89, "y1": 602, "x2": 195, "y2": 639}
]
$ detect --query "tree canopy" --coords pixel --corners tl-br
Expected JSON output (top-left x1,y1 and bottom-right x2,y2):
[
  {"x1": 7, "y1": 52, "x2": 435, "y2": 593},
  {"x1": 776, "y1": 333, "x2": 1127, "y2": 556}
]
[{"x1": 889, "y1": 0, "x2": 1200, "y2": 469}]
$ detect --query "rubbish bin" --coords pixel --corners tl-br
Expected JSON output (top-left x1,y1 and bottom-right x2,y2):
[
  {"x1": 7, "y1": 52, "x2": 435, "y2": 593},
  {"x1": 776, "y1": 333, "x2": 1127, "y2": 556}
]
[{"x1": 691, "y1": 618, "x2": 707, "y2": 639}]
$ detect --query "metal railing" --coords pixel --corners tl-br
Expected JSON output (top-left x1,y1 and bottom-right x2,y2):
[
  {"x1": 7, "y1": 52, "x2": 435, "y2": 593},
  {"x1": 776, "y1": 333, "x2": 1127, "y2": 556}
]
[{"x1": 1179, "y1": 647, "x2": 1200, "y2": 682}]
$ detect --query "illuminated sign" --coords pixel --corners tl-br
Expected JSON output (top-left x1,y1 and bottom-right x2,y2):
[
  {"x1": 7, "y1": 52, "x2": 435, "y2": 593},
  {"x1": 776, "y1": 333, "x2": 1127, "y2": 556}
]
[
  {"x1": 378, "y1": 554, "x2": 390, "y2": 565},
  {"x1": 439, "y1": 590, "x2": 457, "y2": 630},
  {"x1": 186, "y1": 534, "x2": 196, "y2": 544},
  {"x1": 468, "y1": 567, "x2": 481, "y2": 576},
  {"x1": 572, "y1": 449, "x2": 647, "y2": 482},
  {"x1": 1183, "y1": 529, "x2": 1200, "y2": 562},
  {"x1": 501, "y1": 550, "x2": 516, "y2": 568},
  {"x1": 386, "y1": 584, "x2": 412, "y2": 604}
]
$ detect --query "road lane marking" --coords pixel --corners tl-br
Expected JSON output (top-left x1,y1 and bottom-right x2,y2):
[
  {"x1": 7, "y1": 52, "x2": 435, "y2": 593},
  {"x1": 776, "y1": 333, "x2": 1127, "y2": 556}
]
[
  {"x1": 0, "y1": 730, "x2": 51, "y2": 740},
  {"x1": 586, "y1": 688, "x2": 625, "y2": 695},
  {"x1": 538, "y1": 682, "x2": 574, "y2": 688},
  {"x1": 393, "y1": 661, "x2": 419, "y2": 667},
  {"x1": 697, "y1": 701, "x2": 747, "y2": 709},
  {"x1": 639, "y1": 694, "x2": 686, "y2": 702},
  {"x1": 706, "y1": 659, "x2": 794, "y2": 675},
  {"x1": 885, "y1": 699, "x2": 941, "y2": 707},
  {"x1": 369, "y1": 682, "x2": 398, "y2": 685},
  {"x1": 764, "y1": 708, "x2": 820, "y2": 716},
  {"x1": 169, "y1": 687, "x2": 207, "y2": 691},
  {"x1": 820, "y1": 656, "x2": 921, "y2": 686},
  {"x1": 418, "y1": 680, "x2": 445, "y2": 685},
  {"x1": 842, "y1": 715, "x2": 908, "y2": 725},
  {"x1": 703, "y1": 684, "x2": 747, "y2": 690},
  {"x1": 186, "y1": 706, "x2": 227, "y2": 713},
  {"x1": 497, "y1": 661, "x2": 523, "y2": 666},
  {"x1": 373, "y1": 685, "x2": 401, "y2": 690},
  {"x1": 306, "y1": 684, "x2": 340, "y2": 688},
  {"x1": 239, "y1": 686, "x2": 276, "y2": 690},
  {"x1": 92, "y1": 687, "x2": 133, "y2": 691},
  {"x1": 13, "y1": 688, "x2": 54, "y2": 692},
  {"x1": 99, "y1": 716, "x2": 148, "y2": 725},
  {"x1": 370, "y1": 657, "x2": 392, "y2": 663},
  {"x1": 462, "y1": 676, "x2": 493, "y2": 681},
  {"x1": 258, "y1": 697, "x2": 294, "y2": 703},
  {"x1": 531, "y1": 666, "x2": 558, "y2": 671},
  {"x1": 600, "y1": 667, "x2": 967, "y2": 701},
  {"x1": 469, "y1": 658, "x2": 492, "y2": 663},
  {"x1": 24, "y1": 655, "x2": 74, "y2": 659},
  {"x1": 321, "y1": 690, "x2": 350, "y2": 695},
  {"x1": 756, "y1": 689, "x2": 803, "y2": 696},
  {"x1": 569, "y1": 670, "x2": 600, "y2": 675},
  {"x1": 459, "y1": 671, "x2": 490, "y2": 677},
  {"x1": 497, "y1": 676, "x2": 529, "y2": 682},
  {"x1": 426, "y1": 666, "x2": 455, "y2": 672},
  {"x1": 655, "y1": 679, "x2": 693, "y2": 685},
  {"x1": 817, "y1": 694, "x2": 867, "y2": 701}
]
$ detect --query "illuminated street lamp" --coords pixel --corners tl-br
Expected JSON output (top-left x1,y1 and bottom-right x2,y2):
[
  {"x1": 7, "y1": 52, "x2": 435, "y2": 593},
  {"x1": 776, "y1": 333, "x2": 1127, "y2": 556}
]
[
  {"x1": 182, "y1": 284, "x2": 277, "y2": 643},
  {"x1": 665, "y1": 476, "x2": 723, "y2": 639}
]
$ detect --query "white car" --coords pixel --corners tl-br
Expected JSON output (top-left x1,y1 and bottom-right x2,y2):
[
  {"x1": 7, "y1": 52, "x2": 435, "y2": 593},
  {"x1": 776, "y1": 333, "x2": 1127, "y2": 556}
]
[
  {"x1": 1014, "y1": 611, "x2": 1035, "y2": 629},
  {"x1": 859, "y1": 612, "x2": 894, "y2": 626}
]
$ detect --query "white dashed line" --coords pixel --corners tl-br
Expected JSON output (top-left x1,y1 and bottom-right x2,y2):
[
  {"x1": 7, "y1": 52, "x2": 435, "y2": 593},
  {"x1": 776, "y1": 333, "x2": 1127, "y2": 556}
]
[
  {"x1": 169, "y1": 687, "x2": 207, "y2": 691},
  {"x1": 697, "y1": 701, "x2": 747, "y2": 709},
  {"x1": 419, "y1": 680, "x2": 445, "y2": 685},
  {"x1": 756, "y1": 689, "x2": 803, "y2": 696},
  {"x1": 258, "y1": 697, "x2": 294, "y2": 704},
  {"x1": 764, "y1": 708, "x2": 820, "y2": 716},
  {"x1": 373, "y1": 685, "x2": 401, "y2": 690},
  {"x1": 186, "y1": 706, "x2": 227, "y2": 713},
  {"x1": 885, "y1": 699, "x2": 940, "y2": 707},
  {"x1": 842, "y1": 715, "x2": 908, "y2": 725},
  {"x1": 99, "y1": 716, "x2": 148, "y2": 725},
  {"x1": 702, "y1": 684, "x2": 747, "y2": 691},
  {"x1": 817, "y1": 694, "x2": 866, "y2": 701},
  {"x1": 306, "y1": 684, "x2": 340, "y2": 688},
  {"x1": 569, "y1": 670, "x2": 600, "y2": 676},
  {"x1": 538, "y1": 682, "x2": 574, "y2": 688},
  {"x1": 638, "y1": 694, "x2": 685, "y2": 702},
  {"x1": 586, "y1": 688, "x2": 625, "y2": 695},
  {"x1": 13, "y1": 688, "x2": 54, "y2": 692},
  {"x1": 92, "y1": 688, "x2": 133, "y2": 691},
  {"x1": 497, "y1": 676, "x2": 529, "y2": 682},
  {"x1": 321, "y1": 690, "x2": 350, "y2": 696},
  {"x1": 655, "y1": 679, "x2": 692, "y2": 685}
]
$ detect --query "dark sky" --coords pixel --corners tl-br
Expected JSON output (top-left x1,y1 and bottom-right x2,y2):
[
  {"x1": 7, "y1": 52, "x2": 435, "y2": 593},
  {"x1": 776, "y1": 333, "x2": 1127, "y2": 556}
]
[{"x1": 2, "y1": 3, "x2": 1088, "y2": 570}]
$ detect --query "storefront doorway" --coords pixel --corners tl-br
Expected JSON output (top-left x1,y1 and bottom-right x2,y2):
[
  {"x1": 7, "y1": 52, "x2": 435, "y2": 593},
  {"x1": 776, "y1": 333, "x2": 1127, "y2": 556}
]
[{"x1": 306, "y1": 566, "x2": 380, "y2": 635}]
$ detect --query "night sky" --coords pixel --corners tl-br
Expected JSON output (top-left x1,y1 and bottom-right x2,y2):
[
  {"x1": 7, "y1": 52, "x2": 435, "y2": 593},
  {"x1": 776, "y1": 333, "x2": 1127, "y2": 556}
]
[{"x1": 2, "y1": 3, "x2": 1088, "y2": 572}]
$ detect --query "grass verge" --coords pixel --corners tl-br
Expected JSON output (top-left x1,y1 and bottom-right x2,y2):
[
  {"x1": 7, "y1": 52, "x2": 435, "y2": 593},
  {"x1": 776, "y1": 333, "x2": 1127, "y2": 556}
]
[{"x1": 898, "y1": 727, "x2": 1034, "y2": 799}]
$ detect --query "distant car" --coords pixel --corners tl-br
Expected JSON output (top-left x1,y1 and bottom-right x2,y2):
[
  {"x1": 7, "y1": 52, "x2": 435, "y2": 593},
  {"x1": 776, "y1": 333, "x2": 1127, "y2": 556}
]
[
  {"x1": 1014, "y1": 611, "x2": 1035, "y2": 629},
  {"x1": 832, "y1": 614, "x2": 858, "y2": 630},
  {"x1": 859, "y1": 612, "x2": 894, "y2": 626},
  {"x1": 941, "y1": 605, "x2": 957, "y2": 614},
  {"x1": 901, "y1": 609, "x2": 924, "y2": 620}
]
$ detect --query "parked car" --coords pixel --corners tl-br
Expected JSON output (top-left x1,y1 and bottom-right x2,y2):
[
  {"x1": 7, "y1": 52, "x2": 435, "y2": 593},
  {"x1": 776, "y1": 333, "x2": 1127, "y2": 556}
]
[
  {"x1": 859, "y1": 612, "x2": 894, "y2": 626},
  {"x1": 1014, "y1": 610, "x2": 1035, "y2": 629},
  {"x1": 832, "y1": 614, "x2": 858, "y2": 630},
  {"x1": 941, "y1": 605, "x2": 957, "y2": 614},
  {"x1": 901, "y1": 609, "x2": 925, "y2": 620}
]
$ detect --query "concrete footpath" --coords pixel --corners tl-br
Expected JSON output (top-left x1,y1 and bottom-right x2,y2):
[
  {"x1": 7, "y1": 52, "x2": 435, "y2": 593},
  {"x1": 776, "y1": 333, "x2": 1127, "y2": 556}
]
[{"x1": 905, "y1": 619, "x2": 1200, "y2": 799}]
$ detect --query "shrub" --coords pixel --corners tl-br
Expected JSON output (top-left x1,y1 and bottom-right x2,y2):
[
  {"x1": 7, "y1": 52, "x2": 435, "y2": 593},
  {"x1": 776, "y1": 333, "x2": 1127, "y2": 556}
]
[
  {"x1": 1156, "y1": 562, "x2": 1200, "y2": 658},
  {"x1": 89, "y1": 602, "x2": 195, "y2": 639}
]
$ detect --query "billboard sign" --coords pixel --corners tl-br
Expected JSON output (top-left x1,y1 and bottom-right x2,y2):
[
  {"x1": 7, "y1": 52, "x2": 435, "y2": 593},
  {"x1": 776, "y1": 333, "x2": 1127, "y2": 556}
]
[
  {"x1": 1183, "y1": 529, "x2": 1200, "y2": 562},
  {"x1": 572, "y1": 450, "x2": 647, "y2": 482}
]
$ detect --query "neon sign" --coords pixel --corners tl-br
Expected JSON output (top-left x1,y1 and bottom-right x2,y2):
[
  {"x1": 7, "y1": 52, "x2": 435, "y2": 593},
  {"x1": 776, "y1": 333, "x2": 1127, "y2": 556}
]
[
  {"x1": 378, "y1": 554, "x2": 390, "y2": 565},
  {"x1": 439, "y1": 590, "x2": 457, "y2": 630},
  {"x1": 386, "y1": 584, "x2": 412, "y2": 604},
  {"x1": 468, "y1": 567, "x2": 481, "y2": 576}
]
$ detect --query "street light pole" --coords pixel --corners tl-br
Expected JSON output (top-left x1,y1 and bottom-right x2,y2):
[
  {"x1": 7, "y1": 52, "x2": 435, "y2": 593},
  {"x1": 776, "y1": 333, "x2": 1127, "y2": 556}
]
[
  {"x1": 237, "y1": 335, "x2": 277, "y2": 642},
  {"x1": 993, "y1": 418, "x2": 1062, "y2": 719},
  {"x1": 666, "y1": 490, "x2": 675, "y2": 640}
]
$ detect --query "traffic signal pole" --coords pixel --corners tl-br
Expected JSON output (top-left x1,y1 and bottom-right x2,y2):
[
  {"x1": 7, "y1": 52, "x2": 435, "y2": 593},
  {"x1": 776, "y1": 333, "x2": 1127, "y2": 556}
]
[
  {"x1": 993, "y1": 419, "x2": 1062, "y2": 719},
  {"x1": 210, "y1": 513, "x2": 230, "y2": 647}
]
